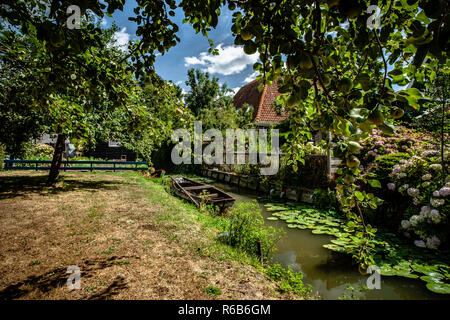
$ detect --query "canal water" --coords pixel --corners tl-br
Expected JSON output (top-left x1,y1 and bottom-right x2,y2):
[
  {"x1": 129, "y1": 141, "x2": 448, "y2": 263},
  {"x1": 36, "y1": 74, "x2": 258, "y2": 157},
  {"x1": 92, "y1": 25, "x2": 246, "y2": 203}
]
[{"x1": 212, "y1": 181, "x2": 449, "y2": 300}]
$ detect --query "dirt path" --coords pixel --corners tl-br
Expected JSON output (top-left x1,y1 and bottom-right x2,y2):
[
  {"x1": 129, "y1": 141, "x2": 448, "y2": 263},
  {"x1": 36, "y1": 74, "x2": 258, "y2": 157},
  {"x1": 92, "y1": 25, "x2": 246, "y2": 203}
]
[{"x1": 0, "y1": 171, "x2": 292, "y2": 300}]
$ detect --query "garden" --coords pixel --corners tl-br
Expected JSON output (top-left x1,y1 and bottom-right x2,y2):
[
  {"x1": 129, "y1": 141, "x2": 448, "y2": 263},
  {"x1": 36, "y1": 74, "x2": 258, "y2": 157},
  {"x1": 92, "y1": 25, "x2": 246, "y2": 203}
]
[{"x1": 0, "y1": 0, "x2": 449, "y2": 301}]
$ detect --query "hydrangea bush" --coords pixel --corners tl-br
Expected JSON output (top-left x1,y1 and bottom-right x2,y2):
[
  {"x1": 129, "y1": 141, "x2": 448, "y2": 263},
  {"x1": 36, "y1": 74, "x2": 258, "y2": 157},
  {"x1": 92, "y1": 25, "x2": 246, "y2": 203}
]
[
  {"x1": 359, "y1": 127, "x2": 438, "y2": 168},
  {"x1": 356, "y1": 126, "x2": 449, "y2": 250},
  {"x1": 389, "y1": 154, "x2": 449, "y2": 249}
]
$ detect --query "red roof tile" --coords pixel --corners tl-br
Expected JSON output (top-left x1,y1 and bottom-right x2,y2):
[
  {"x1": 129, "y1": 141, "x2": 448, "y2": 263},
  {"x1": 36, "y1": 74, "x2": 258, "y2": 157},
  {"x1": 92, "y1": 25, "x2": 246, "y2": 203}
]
[{"x1": 233, "y1": 78, "x2": 288, "y2": 124}]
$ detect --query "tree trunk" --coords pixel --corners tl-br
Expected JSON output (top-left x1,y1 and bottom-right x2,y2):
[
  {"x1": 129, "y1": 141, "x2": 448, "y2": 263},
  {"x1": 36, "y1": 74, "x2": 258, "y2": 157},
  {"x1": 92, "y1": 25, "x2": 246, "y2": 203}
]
[{"x1": 47, "y1": 134, "x2": 66, "y2": 185}]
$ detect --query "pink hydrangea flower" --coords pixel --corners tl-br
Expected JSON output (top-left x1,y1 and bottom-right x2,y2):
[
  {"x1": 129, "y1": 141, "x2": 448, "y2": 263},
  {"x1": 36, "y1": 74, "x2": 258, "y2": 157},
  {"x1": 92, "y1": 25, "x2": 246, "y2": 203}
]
[
  {"x1": 414, "y1": 240, "x2": 426, "y2": 248},
  {"x1": 387, "y1": 183, "x2": 395, "y2": 191},
  {"x1": 426, "y1": 236, "x2": 441, "y2": 249},
  {"x1": 439, "y1": 187, "x2": 450, "y2": 197},
  {"x1": 407, "y1": 188, "x2": 419, "y2": 197}
]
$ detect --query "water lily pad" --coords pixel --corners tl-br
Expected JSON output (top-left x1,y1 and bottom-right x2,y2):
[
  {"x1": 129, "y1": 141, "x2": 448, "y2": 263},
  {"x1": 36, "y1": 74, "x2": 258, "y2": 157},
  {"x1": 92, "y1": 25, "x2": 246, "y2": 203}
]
[
  {"x1": 420, "y1": 274, "x2": 445, "y2": 283},
  {"x1": 323, "y1": 244, "x2": 346, "y2": 253},
  {"x1": 330, "y1": 239, "x2": 349, "y2": 246},
  {"x1": 425, "y1": 281, "x2": 450, "y2": 294},
  {"x1": 312, "y1": 229, "x2": 328, "y2": 234},
  {"x1": 266, "y1": 217, "x2": 278, "y2": 221},
  {"x1": 378, "y1": 264, "x2": 418, "y2": 278},
  {"x1": 411, "y1": 264, "x2": 441, "y2": 276},
  {"x1": 287, "y1": 224, "x2": 297, "y2": 228}
]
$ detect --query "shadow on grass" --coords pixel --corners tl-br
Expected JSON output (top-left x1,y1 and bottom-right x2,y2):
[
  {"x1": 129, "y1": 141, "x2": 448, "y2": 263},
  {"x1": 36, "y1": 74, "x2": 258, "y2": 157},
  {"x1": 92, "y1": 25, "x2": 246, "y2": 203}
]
[
  {"x1": 0, "y1": 256, "x2": 136, "y2": 300},
  {"x1": 0, "y1": 174, "x2": 126, "y2": 200}
]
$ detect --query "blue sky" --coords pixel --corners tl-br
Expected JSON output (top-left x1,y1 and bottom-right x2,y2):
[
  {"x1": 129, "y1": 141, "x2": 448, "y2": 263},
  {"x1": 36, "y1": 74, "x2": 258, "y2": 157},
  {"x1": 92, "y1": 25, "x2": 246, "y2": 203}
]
[{"x1": 101, "y1": 1, "x2": 257, "y2": 95}]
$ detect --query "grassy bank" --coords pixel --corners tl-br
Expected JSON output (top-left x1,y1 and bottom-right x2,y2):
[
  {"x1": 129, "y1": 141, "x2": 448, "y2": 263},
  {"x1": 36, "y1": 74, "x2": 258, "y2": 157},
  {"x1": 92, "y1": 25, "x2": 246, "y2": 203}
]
[{"x1": 0, "y1": 170, "x2": 311, "y2": 299}]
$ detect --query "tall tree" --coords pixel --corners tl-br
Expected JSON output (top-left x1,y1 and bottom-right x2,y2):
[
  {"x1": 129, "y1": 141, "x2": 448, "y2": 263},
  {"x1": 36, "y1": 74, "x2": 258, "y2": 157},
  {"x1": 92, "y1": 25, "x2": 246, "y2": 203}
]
[
  {"x1": 184, "y1": 68, "x2": 227, "y2": 116},
  {"x1": 0, "y1": 21, "x2": 188, "y2": 183}
]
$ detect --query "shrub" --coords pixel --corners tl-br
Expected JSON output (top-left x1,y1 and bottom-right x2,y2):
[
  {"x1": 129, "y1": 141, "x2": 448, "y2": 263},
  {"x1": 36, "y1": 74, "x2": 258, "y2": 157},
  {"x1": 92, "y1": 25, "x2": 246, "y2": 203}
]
[
  {"x1": 358, "y1": 126, "x2": 441, "y2": 169},
  {"x1": 265, "y1": 264, "x2": 311, "y2": 297},
  {"x1": 221, "y1": 200, "x2": 284, "y2": 261},
  {"x1": 312, "y1": 188, "x2": 339, "y2": 211},
  {"x1": 388, "y1": 154, "x2": 449, "y2": 249},
  {"x1": 24, "y1": 143, "x2": 54, "y2": 160},
  {"x1": 371, "y1": 152, "x2": 411, "y2": 182}
]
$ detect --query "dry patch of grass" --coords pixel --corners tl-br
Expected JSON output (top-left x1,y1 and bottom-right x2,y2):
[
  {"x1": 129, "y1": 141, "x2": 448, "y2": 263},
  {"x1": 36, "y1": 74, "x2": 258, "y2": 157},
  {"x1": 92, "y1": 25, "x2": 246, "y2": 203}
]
[{"x1": 0, "y1": 171, "x2": 292, "y2": 300}]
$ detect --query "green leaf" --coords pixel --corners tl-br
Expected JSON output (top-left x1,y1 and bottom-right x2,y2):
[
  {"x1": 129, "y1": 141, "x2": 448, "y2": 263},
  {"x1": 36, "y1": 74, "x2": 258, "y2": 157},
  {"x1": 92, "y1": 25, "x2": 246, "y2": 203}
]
[
  {"x1": 425, "y1": 282, "x2": 450, "y2": 294},
  {"x1": 355, "y1": 191, "x2": 364, "y2": 201},
  {"x1": 368, "y1": 179, "x2": 381, "y2": 188}
]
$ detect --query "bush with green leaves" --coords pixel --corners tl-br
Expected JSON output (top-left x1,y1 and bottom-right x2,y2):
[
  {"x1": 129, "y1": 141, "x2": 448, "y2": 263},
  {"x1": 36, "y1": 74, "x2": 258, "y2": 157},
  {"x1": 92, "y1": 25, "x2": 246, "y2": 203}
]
[
  {"x1": 312, "y1": 188, "x2": 339, "y2": 211},
  {"x1": 371, "y1": 152, "x2": 412, "y2": 182},
  {"x1": 25, "y1": 143, "x2": 54, "y2": 160},
  {"x1": 221, "y1": 200, "x2": 284, "y2": 261},
  {"x1": 265, "y1": 264, "x2": 311, "y2": 297}
]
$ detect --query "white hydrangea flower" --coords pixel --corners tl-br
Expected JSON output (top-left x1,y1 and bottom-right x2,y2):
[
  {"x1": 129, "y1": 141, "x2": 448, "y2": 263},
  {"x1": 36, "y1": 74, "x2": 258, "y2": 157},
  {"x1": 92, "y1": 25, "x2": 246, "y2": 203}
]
[
  {"x1": 429, "y1": 164, "x2": 442, "y2": 170},
  {"x1": 407, "y1": 188, "x2": 419, "y2": 197},
  {"x1": 410, "y1": 215, "x2": 422, "y2": 226},
  {"x1": 430, "y1": 198, "x2": 445, "y2": 207},
  {"x1": 401, "y1": 220, "x2": 411, "y2": 229},
  {"x1": 430, "y1": 209, "x2": 440, "y2": 223}
]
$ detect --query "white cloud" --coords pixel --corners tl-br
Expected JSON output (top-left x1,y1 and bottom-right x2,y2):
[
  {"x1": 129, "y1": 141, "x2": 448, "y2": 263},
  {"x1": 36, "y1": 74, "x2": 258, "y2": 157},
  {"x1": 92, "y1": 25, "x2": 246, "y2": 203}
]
[
  {"x1": 184, "y1": 44, "x2": 258, "y2": 76},
  {"x1": 113, "y1": 27, "x2": 130, "y2": 51},
  {"x1": 225, "y1": 87, "x2": 241, "y2": 97},
  {"x1": 176, "y1": 81, "x2": 183, "y2": 85},
  {"x1": 243, "y1": 71, "x2": 259, "y2": 83},
  {"x1": 101, "y1": 18, "x2": 107, "y2": 26}
]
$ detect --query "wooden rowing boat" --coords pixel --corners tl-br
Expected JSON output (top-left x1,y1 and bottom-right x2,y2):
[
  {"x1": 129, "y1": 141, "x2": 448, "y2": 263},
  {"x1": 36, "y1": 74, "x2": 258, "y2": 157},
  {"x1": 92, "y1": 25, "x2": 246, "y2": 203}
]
[{"x1": 170, "y1": 177, "x2": 235, "y2": 211}]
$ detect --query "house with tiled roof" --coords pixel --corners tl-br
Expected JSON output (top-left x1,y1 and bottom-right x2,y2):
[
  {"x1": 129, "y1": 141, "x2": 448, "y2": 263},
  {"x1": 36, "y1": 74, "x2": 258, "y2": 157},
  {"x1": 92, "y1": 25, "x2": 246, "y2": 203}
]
[{"x1": 233, "y1": 78, "x2": 288, "y2": 127}]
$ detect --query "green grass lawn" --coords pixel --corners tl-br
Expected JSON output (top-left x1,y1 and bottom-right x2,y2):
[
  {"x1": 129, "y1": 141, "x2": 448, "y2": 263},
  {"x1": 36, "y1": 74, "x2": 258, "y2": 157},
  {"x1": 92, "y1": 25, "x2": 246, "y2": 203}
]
[{"x1": 0, "y1": 170, "x2": 308, "y2": 300}]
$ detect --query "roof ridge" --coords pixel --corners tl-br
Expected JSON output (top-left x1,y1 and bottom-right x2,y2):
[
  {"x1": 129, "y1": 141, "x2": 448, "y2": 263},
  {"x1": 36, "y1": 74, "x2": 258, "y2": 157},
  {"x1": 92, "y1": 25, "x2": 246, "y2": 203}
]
[{"x1": 254, "y1": 83, "x2": 268, "y2": 123}]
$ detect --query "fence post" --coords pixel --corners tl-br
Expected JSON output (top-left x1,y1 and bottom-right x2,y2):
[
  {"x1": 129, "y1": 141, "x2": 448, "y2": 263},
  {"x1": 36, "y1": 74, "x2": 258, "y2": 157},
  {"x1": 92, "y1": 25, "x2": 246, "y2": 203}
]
[
  {"x1": 90, "y1": 162, "x2": 93, "y2": 172},
  {"x1": 113, "y1": 163, "x2": 116, "y2": 172},
  {"x1": 35, "y1": 161, "x2": 38, "y2": 171}
]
